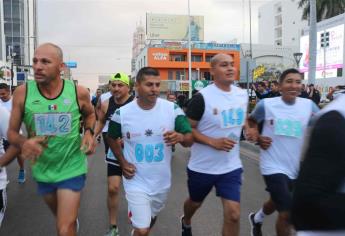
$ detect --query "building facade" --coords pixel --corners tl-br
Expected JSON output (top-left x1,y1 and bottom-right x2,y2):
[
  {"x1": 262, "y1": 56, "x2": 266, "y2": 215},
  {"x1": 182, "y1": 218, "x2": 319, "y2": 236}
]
[
  {"x1": 134, "y1": 42, "x2": 240, "y2": 93},
  {"x1": 258, "y1": 0, "x2": 307, "y2": 47}
]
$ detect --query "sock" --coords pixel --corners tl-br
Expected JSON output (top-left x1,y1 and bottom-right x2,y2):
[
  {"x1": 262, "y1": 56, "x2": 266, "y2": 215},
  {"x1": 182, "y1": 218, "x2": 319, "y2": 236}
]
[
  {"x1": 182, "y1": 217, "x2": 191, "y2": 228},
  {"x1": 254, "y1": 208, "x2": 266, "y2": 223}
]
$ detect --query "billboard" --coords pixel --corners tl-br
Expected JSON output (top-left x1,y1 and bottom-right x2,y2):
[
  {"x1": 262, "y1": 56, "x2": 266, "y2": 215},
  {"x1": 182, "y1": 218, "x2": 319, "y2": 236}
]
[
  {"x1": 299, "y1": 24, "x2": 344, "y2": 79},
  {"x1": 146, "y1": 13, "x2": 204, "y2": 41}
]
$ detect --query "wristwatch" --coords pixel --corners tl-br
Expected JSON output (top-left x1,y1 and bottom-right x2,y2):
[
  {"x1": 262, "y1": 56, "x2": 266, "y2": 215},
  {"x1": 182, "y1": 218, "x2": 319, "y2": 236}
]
[{"x1": 84, "y1": 127, "x2": 94, "y2": 135}]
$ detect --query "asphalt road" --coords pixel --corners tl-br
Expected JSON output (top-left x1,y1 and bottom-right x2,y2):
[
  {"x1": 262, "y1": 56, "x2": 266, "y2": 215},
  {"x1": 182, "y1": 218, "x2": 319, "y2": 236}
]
[{"x1": 0, "y1": 142, "x2": 276, "y2": 236}]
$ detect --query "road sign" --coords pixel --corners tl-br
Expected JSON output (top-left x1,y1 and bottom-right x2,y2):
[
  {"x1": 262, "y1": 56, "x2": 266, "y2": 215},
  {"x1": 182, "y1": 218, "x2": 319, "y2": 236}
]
[{"x1": 65, "y1": 61, "x2": 77, "y2": 68}]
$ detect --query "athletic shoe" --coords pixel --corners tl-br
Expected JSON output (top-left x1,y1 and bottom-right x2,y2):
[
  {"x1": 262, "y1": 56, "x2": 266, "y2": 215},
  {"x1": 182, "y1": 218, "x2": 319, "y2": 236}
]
[
  {"x1": 181, "y1": 215, "x2": 192, "y2": 236},
  {"x1": 248, "y1": 212, "x2": 262, "y2": 236},
  {"x1": 104, "y1": 227, "x2": 119, "y2": 236},
  {"x1": 18, "y1": 169, "x2": 25, "y2": 184}
]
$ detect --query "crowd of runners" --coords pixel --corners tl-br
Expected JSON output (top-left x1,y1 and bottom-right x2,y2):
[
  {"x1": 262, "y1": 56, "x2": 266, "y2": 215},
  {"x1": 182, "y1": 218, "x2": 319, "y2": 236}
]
[{"x1": 0, "y1": 43, "x2": 344, "y2": 236}]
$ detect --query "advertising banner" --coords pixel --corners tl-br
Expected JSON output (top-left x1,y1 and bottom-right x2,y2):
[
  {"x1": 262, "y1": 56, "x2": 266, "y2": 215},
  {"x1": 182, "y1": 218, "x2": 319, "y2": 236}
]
[{"x1": 147, "y1": 13, "x2": 204, "y2": 41}]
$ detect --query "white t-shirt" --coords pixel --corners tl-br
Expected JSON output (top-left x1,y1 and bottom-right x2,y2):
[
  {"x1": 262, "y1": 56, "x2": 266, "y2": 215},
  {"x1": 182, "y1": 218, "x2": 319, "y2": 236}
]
[
  {"x1": 252, "y1": 97, "x2": 315, "y2": 179},
  {"x1": 188, "y1": 84, "x2": 249, "y2": 174},
  {"x1": 0, "y1": 97, "x2": 12, "y2": 112},
  {"x1": 100, "y1": 92, "x2": 112, "y2": 133},
  {"x1": 0, "y1": 105, "x2": 10, "y2": 189},
  {"x1": 111, "y1": 98, "x2": 184, "y2": 194}
]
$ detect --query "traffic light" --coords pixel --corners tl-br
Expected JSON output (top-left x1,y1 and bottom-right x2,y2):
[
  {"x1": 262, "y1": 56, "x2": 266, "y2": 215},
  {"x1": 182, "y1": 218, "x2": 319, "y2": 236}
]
[{"x1": 320, "y1": 31, "x2": 330, "y2": 48}]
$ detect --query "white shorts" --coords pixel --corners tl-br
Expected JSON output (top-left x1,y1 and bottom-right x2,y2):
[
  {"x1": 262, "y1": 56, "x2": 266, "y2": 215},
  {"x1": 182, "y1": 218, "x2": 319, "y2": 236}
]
[
  {"x1": 297, "y1": 231, "x2": 345, "y2": 236},
  {"x1": 126, "y1": 191, "x2": 169, "y2": 229}
]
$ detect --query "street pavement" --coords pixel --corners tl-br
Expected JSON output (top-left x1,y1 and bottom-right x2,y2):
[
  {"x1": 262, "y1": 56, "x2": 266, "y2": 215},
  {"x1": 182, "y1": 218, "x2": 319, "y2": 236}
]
[{"x1": 0, "y1": 141, "x2": 276, "y2": 236}]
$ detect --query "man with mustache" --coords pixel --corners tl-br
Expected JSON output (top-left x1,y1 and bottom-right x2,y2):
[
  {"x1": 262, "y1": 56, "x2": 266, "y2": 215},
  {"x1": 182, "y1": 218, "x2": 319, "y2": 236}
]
[
  {"x1": 107, "y1": 67, "x2": 193, "y2": 236},
  {"x1": 181, "y1": 53, "x2": 248, "y2": 236},
  {"x1": 94, "y1": 72, "x2": 134, "y2": 236},
  {"x1": 7, "y1": 43, "x2": 96, "y2": 236},
  {"x1": 247, "y1": 68, "x2": 319, "y2": 236}
]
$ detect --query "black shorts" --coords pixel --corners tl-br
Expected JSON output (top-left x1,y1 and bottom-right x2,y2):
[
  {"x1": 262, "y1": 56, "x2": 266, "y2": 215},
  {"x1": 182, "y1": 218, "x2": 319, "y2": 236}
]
[
  {"x1": 263, "y1": 173, "x2": 295, "y2": 212},
  {"x1": 107, "y1": 163, "x2": 122, "y2": 177},
  {"x1": 2, "y1": 139, "x2": 9, "y2": 152},
  {"x1": 102, "y1": 132, "x2": 109, "y2": 154}
]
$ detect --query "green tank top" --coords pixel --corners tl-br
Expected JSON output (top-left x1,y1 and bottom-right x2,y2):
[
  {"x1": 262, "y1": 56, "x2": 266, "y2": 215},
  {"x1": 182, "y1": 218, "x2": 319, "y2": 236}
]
[{"x1": 23, "y1": 79, "x2": 87, "y2": 183}]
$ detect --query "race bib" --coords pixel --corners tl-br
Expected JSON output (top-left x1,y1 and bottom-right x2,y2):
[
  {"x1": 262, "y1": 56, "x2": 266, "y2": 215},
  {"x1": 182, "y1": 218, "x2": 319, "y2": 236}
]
[
  {"x1": 134, "y1": 143, "x2": 165, "y2": 164},
  {"x1": 220, "y1": 107, "x2": 245, "y2": 129},
  {"x1": 274, "y1": 119, "x2": 302, "y2": 138},
  {"x1": 34, "y1": 113, "x2": 72, "y2": 136}
]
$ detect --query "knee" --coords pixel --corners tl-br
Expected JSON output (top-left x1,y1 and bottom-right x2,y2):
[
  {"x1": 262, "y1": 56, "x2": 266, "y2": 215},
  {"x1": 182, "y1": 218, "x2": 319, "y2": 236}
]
[
  {"x1": 134, "y1": 228, "x2": 150, "y2": 236},
  {"x1": 186, "y1": 198, "x2": 202, "y2": 209},
  {"x1": 57, "y1": 221, "x2": 75, "y2": 236},
  {"x1": 108, "y1": 184, "x2": 120, "y2": 196},
  {"x1": 278, "y1": 212, "x2": 290, "y2": 222},
  {"x1": 224, "y1": 208, "x2": 240, "y2": 224}
]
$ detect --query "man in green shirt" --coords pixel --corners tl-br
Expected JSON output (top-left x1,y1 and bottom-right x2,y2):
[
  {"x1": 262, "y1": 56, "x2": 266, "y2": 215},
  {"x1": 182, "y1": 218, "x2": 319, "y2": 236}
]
[{"x1": 8, "y1": 43, "x2": 96, "y2": 236}]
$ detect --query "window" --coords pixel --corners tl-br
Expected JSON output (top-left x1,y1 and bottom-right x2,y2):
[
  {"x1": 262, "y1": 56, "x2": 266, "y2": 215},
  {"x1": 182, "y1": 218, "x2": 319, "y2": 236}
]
[
  {"x1": 168, "y1": 70, "x2": 173, "y2": 80},
  {"x1": 191, "y1": 54, "x2": 202, "y2": 62},
  {"x1": 205, "y1": 55, "x2": 214, "y2": 62},
  {"x1": 170, "y1": 54, "x2": 186, "y2": 62},
  {"x1": 176, "y1": 70, "x2": 185, "y2": 80}
]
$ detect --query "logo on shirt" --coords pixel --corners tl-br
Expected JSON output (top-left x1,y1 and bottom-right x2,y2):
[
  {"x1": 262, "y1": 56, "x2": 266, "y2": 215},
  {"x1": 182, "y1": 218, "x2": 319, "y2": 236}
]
[
  {"x1": 145, "y1": 129, "x2": 153, "y2": 137},
  {"x1": 48, "y1": 104, "x2": 58, "y2": 111},
  {"x1": 32, "y1": 100, "x2": 41, "y2": 105},
  {"x1": 213, "y1": 108, "x2": 218, "y2": 115},
  {"x1": 63, "y1": 99, "x2": 72, "y2": 105}
]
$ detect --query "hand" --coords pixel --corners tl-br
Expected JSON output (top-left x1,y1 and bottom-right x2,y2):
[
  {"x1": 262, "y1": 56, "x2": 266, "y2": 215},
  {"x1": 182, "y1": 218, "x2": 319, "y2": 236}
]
[
  {"x1": 210, "y1": 137, "x2": 237, "y2": 152},
  {"x1": 258, "y1": 136, "x2": 272, "y2": 150},
  {"x1": 244, "y1": 128, "x2": 259, "y2": 142},
  {"x1": 21, "y1": 136, "x2": 48, "y2": 163},
  {"x1": 81, "y1": 132, "x2": 96, "y2": 155},
  {"x1": 121, "y1": 160, "x2": 136, "y2": 179},
  {"x1": 163, "y1": 131, "x2": 183, "y2": 146}
]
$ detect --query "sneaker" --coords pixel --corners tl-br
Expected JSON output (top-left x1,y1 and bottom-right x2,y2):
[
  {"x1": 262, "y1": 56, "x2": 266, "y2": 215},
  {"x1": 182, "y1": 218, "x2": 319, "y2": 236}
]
[
  {"x1": 248, "y1": 212, "x2": 262, "y2": 236},
  {"x1": 181, "y1": 215, "x2": 192, "y2": 236},
  {"x1": 18, "y1": 169, "x2": 25, "y2": 184},
  {"x1": 104, "y1": 227, "x2": 119, "y2": 236}
]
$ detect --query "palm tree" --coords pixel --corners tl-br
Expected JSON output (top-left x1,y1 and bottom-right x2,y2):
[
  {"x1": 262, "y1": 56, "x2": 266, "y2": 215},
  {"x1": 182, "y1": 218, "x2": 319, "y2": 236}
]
[{"x1": 299, "y1": 0, "x2": 345, "y2": 22}]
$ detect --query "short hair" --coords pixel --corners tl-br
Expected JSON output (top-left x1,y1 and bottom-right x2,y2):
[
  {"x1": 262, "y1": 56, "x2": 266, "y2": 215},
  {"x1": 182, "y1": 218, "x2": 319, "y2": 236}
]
[
  {"x1": 0, "y1": 83, "x2": 9, "y2": 90},
  {"x1": 210, "y1": 54, "x2": 233, "y2": 68},
  {"x1": 279, "y1": 68, "x2": 301, "y2": 83},
  {"x1": 38, "y1": 43, "x2": 63, "y2": 61},
  {"x1": 258, "y1": 82, "x2": 266, "y2": 87},
  {"x1": 136, "y1": 67, "x2": 159, "y2": 83},
  {"x1": 271, "y1": 81, "x2": 278, "y2": 86}
]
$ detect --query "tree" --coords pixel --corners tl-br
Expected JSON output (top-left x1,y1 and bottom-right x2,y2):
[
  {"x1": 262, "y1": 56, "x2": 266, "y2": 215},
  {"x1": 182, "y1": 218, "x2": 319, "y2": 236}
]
[{"x1": 299, "y1": 0, "x2": 345, "y2": 22}]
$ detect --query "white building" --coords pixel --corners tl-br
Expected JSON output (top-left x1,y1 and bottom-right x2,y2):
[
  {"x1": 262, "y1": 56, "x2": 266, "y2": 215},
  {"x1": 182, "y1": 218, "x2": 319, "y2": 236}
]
[
  {"x1": 299, "y1": 13, "x2": 345, "y2": 90},
  {"x1": 258, "y1": 0, "x2": 307, "y2": 47},
  {"x1": 240, "y1": 43, "x2": 298, "y2": 83}
]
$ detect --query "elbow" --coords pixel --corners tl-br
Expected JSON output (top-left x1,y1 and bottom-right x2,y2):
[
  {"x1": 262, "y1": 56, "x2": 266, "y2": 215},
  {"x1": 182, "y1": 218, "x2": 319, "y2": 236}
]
[{"x1": 181, "y1": 134, "x2": 194, "y2": 147}]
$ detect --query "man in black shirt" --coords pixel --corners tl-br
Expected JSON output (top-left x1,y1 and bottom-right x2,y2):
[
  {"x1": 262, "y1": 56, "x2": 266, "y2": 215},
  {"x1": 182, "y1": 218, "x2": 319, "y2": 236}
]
[
  {"x1": 291, "y1": 94, "x2": 345, "y2": 235},
  {"x1": 94, "y1": 73, "x2": 134, "y2": 236}
]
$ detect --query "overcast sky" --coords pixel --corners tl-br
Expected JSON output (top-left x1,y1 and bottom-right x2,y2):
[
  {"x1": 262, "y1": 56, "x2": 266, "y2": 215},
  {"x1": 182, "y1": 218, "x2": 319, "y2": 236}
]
[{"x1": 37, "y1": 0, "x2": 271, "y2": 91}]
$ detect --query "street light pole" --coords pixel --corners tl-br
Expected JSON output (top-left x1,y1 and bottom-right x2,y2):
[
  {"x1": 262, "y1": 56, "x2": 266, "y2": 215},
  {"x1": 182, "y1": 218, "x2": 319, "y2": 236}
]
[{"x1": 188, "y1": 0, "x2": 192, "y2": 99}]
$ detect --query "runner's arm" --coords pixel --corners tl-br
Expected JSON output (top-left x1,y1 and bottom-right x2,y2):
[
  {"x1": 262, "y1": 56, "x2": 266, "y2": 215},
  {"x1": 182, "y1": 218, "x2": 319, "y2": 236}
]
[
  {"x1": 94, "y1": 99, "x2": 108, "y2": 137},
  {"x1": 7, "y1": 85, "x2": 27, "y2": 148},
  {"x1": 0, "y1": 105, "x2": 20, "y2": 167},
  {"x1": 77, "y1": 85, "x2": 96, "y2": 154}
]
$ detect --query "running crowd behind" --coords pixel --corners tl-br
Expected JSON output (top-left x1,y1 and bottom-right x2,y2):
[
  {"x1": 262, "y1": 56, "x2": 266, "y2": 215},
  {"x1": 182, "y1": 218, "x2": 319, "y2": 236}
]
[{"x1": 0, "y1": 43, "x2": 344, "y2": 236}]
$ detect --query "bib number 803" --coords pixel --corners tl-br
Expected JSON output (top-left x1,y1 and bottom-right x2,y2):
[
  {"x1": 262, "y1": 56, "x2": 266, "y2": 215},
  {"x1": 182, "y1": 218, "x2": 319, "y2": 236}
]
[{"x1": 135, "y1": 143, "x2": 164, "y2": 163}]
